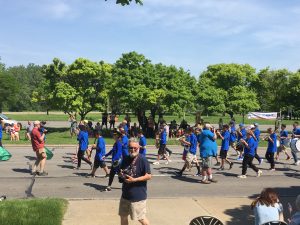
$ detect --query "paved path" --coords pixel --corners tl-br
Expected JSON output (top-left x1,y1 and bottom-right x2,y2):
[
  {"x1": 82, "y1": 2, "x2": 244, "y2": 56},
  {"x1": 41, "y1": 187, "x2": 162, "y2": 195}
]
[{"x1": 0, "y1": 146, "x2": 299, "y2": 225}]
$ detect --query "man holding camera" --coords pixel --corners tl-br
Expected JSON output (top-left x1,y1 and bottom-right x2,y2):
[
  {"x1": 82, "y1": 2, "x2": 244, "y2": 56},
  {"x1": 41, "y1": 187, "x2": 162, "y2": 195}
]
[
  {"x1": 118, "y1": 138, "x2": 151, "y2": 225},
  {"x1": 30, "y1": 120, "x2": 47, "y2": 176}
]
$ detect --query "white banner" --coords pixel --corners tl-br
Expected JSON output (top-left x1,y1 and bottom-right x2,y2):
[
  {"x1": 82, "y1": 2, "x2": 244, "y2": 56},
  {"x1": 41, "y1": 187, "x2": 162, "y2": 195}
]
[{"x1": 247, "y1": 112, "x2": 278, "y2": 120}]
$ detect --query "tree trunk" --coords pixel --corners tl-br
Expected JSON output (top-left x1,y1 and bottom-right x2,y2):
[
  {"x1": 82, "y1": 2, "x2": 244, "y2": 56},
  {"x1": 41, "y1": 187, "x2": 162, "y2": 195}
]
[
  {"x1": 46, "y1": 109, "x2": 49, "y2": 115},
  {"x1": 150, "y1": 107, "x2": 156, "y2": 120}
]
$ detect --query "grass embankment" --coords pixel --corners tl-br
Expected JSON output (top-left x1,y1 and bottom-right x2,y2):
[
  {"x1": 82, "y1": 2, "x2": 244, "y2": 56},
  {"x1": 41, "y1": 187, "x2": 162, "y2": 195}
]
[
  {"x1": 2, "y1": 129, "x2": 271, "y2": 147},
  {"x1": 5, "y1": 113, "x2": 298, "y2": 125},
  {"x1": 0, "y1": 198, "x2": 67, "y2": 225}
]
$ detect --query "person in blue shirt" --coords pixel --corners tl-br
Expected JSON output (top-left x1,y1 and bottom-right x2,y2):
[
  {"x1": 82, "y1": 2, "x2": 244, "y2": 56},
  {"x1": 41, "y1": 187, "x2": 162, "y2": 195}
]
[
  {"x1": 237, "y1": 123, "x2": 247, "y2": 160},
  {"x1": 275, "y1": 124, "x2": 291, "y2": 161},
  {"x1": 153, "y1": 126, "x2": 170, "y2": 165},
  {"x1": 103, "y1": 131, "x2": 123, "y2": 192},
  {"x1": 291, "y1": 122, "x2": 300, "y2": 165},
  {"x1": 252, "y1": 123, "x2": 263, "y2": 164},
  {"x1": 0, "y1": 118, "x2": 3, "y2": 147},
  {"x1": 177, "y1": 127, "x2": 201, "y2": 176},
  {"x1": 120, "y1": 128, "x2": 129, "y2": 158},
  {"x1": 198, "y1": 123, "x2": 218, "y2": 184},
  {"x1": 137, "y1": 130, "x2": 147, "y2": 156},
  {"x1": 86, "y1": 130, "x2": 109, "y2": 178},
  {"x1": 76, "y1": 125, "x2": 92, "y2": 170},
  {"x1": 238, "y1": 131, "x2": 262, "y2": 178},
  {"x1": 216, "y1": 124, "x2": 233, "y2": 170},
  {"x1": 265, "y1": 128, "x2": 277, "y2": 170},
  {"x1": 229, "y1": 121, "x2": 238, "y2": 156}
]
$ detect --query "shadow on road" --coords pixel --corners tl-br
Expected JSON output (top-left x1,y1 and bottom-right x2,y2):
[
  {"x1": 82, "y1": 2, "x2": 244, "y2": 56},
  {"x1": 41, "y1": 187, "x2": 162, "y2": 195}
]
[
  {"x1": 12, "y1": 168, "x2": 30, "y2": 174},
  {"x1": 57, "y1": 164, "x2": 75, "y2": 169},
  {"x1": 24, "y1": 156, "x2": 36, "y2": 161},
  {"x1": 84, "y1": 182, "x2": 121, "y2": 191}
]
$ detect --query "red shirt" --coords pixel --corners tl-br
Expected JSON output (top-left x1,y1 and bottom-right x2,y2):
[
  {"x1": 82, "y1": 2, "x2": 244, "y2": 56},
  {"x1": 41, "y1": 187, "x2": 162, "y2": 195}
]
[{"x1": 31, "y1": 127, "x2": 44, "y2": 151}]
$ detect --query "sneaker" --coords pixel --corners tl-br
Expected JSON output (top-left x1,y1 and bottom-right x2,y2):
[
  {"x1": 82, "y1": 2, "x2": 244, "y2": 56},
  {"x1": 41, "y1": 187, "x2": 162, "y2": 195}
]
[
  {"x1": 229, "y1": 162, "x2": 234, "y2": 170},
  {"x1": 86, "y1": 173, "x2": 95, "y2": 178},
  {"x1": 200, "y1": 179, "x2": 211, "y2": 184},
  {"x1": 105, "y1": 174, "x2": 109, "y2": 178},
  {"x1": 259, "y1": 159, "x2": 263, "y2": 165},
  {"x1": 217, "y1": 167, "x2": 224, "y2": 171},
  {"x1": 286, "y1": 156, "x2": 291, "y2": 160},
  {"x1": 38, "y1": 171, "x2": 48, "y2": 176},
  {"x1": 73, "y1": 167, "x2": 80, "y2": 170},
  {"x1": 175, "y1": 171, "x2": 183, "y2": 176},
  {"x1": 237, "y1": 175, "x2": 247, "y2": 178},
  {"x1": 237, "y1": 157, "x2": 243, "y2": 161},
  {"x1": 104, "y1": 186, "x2": 112, "y2": 192},
  {"x1": 208, "y1": 178, "x2": 218, "y2": 183},
  {"x1": 31, "y1": 171, "x2": 37, "y2": 176},
  {"x1": 215, "y1": 162, "x2": 221, "y2": 166},
  {"x1": 153, "y1": 161, "x2": 160, "y2": 165},
  {"x1": 194, "y1": 173, "x2": 201, "y2": 177},
  {"x1": 269, "y1": 168, "x2": 276, "y2": 171},
  {"x1": 257, "y1": 170, "x2": 262, "y2": 177}
]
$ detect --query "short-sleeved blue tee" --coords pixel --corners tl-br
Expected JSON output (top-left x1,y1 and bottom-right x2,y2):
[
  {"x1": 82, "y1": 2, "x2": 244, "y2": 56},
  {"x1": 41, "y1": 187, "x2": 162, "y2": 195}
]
[
  {"x1": 267, "y1": 133, "x2": 277, "y2": 153},
  {"x1": 221, "y1": 130, "x2": 230, "y2": 151},
  {"x1": 160, "y1": 131, "x2": 167, "y2": 145},
  {"x1": 95, "y1": 136, "x2": 106, "y2": 161},
  {"x1": 293, "y1": 128, "x2": 300, "y2": 135},
  {"x1": 244, "y1": 137, "x2": 256, "y2": 156},
  {"x1": 280, "y1": 130, "x2": 288, "y2": 144},
  {"x1": 124, "y1": 124, "x2": 129, "y2": 135},
  {"x1": 254, "y1": 128, "x2": 261, "y2": 143},
  {"x1": 139, "y1": 136, "x2": 147, "y2": 156},
  {"x1": 121, "y1": 135, "x2": 129, "y2": 158},
  {"x1": 0, "y1": 124, "x2": 2, "y2": 139},
  {"x1": 199, "y1": 129, "x2": 215, "y2": 158},
  {"x1": 77, "y1": 130, "x2": 89, "y2": 151},
  {"x1": 238, "y1": 128, "x2": 246, "y2": 141},
  {"x1": 230, "y1": 125, "x2": 237, "y2": 142},
  {"x1": 189, "y1": 133, "x2": 197, "y2": 155},
  {"x1": 120, "y1": 155, "x2": 151, "y2": 202},
  {"x1": 105, "y1": 140, "x2": 122, "y2": 162}
]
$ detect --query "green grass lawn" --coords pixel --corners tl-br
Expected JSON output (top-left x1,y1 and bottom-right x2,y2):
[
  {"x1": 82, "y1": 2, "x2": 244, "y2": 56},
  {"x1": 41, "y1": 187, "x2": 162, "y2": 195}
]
[
  {"x1": 0, "y1": 198, "x2": 67, "y2": 225},
  {"x1": 5, "y1": 112, "x2": 298, "y2": 125},
  {"x1": 2, "y1": 129, "x2": 271, "y2": 147}
]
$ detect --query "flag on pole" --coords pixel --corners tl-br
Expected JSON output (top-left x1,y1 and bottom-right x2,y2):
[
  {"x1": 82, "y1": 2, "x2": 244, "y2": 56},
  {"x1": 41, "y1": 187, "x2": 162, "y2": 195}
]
[{"x1": 0, "y1": 147, "x2": 12, "y2": 161}]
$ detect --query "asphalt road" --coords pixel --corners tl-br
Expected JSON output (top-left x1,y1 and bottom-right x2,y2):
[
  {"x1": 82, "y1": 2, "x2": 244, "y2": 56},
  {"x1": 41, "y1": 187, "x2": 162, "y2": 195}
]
[{"x1": 0, "y1": 146, "x2": 299, "y2": 200}]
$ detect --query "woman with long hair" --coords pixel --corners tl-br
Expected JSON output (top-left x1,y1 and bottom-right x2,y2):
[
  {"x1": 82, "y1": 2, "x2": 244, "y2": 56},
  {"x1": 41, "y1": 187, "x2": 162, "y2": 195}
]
[{"x1": 251, "y1": 188, "x2": 284, "y2": 225}]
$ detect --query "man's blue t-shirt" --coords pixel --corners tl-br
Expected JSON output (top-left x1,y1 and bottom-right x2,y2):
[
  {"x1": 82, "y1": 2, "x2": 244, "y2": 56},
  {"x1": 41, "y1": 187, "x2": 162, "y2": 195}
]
[
  {"x1": 0, "y1": 124, "x2": 2, "y2": 139},
  {"x1": 120, "y1": 155, "x2": 151, "y2": 202},
  {"x1": 121, "y1": 135, "x2": 129, "y2": 158},
  {"x1": 160, "y1": 131, "x2": 167, "y2": 145},
  {"x1": 244, "y1": 137, "x2": 256, "y2": 156},
  {"x1": 105, "y1": 140, "x2": 122, "y2": 162},
  {"x1": 95, "y1": 136, "x2": 106, "y2": 161},
  {"x1": 221, "y1": 130, "x2": 230, "y2": 151},
  {"x1": 254, "y1": 128, "x2": 261, "y2": 143},
  {"x1": 293, "y1": 128, "x2": 300, "y2": 135},
  {"x1": 238, "y1": 128, "x2": 246, "y2": 141},
  {"x1": 77, "y1": 130, "x2": 89, "y2": 151},
  {"x1": 199, "y1": 129, "x2": 215, "y2": 158},
  {"x1": 280, "y1": 130, "x2": 288, "y2": 144},
  {"x1": 230, "y1": 125, "x2": 236, "y2": 142},
  {"x1": 124, "y1": 124, "x2": 129, "y2": 135},
  {"x1": 139, "y1": 136, "x2": 147, "y2": 156},
  {"x1": 267, "y1": 133, "x2": 277, "y2": 153},
  {"x1": 189, "y1": 133, "x2": 197, "y2": 155}
]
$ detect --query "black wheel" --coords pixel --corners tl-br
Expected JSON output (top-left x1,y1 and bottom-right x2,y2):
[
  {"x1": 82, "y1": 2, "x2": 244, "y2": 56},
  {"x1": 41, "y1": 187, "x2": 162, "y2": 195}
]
[
  {"x1": 189, "y1": 216, "x2": 224, "y2": 225},
  {"x1": 262, "y1": 221, "x2": 288, "y2": 225}
]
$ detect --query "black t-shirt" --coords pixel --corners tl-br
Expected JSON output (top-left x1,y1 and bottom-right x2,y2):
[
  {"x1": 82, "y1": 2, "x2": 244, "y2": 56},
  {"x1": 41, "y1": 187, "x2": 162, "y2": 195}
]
[{"x1": 120, "y1": 154, "x2": 151, "y2": 202}]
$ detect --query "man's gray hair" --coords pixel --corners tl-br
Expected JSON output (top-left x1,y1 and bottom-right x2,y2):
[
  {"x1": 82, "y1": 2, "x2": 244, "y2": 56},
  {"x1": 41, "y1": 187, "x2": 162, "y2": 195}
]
[
  {"x1": 296, "y1": 195, "x2": 300, "y2": 210},
  {"x1": 129, "y1": 137, "x2": 139, "y2": 144}
]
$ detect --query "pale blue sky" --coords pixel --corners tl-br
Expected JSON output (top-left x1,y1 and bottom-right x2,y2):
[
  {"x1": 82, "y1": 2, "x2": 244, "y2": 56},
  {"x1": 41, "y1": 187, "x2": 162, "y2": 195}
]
[{"x1": 1, "y1": 0, "x2": 300, "y2": 76}]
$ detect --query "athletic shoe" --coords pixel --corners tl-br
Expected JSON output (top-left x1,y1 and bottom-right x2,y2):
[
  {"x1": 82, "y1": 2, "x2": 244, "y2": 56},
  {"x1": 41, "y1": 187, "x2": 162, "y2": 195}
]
[
  {"x1": 200, "y1": 179, "x2": 211, "y2": 184},
  {"x1": 86, "y1": 173, "x2": 95, "y2": 178},
  {"x1": 105, "y1": 174, "x2": 109, "y2": 178},
  {"x1": 208, "y1": 178, "x2": 218, "y2": 183},
  {"x1": 31, "y1": 171, "x2": 37, "y2": 176},
  {"x1": 153, "y1": 161, "x2": 160, "y2": 165},
  {"x1": 194, "y1": 173, "x2": 201, "y2": 177},
  {"x1": 38, "y1": 171, "x2": 48, "y2": 176},
  {"x1": 73, "y1": 167, "x2": 80, "y2": 170},
  {"x1": 286, "y1": 156, "x2": 291, "y2": 160},
  {"x1": 237, "y1": 157, "x2": 243, "y2": 161},
  {"x1": 237, "y1": 175, "x2": 247, "y2": 178},
  {"x1": 257, "y1": 170, "x2": 262, "y2": 177},
  {"x1": 259, "y1": 159, "x2": 263, "y2": 165},
  {"x1": 269, "y1": 168, "x2": 276, "y2": 171},
  {"x1": 217, "y1": 167, "x2": 224, "y2": 171},
  {"x1": 175, "y1": 171, "x2": 183, "y2": 176},
  {"x1": 215, "y1": 162, "x2": 221, "y2": 166},
  {"x1": 229, "y1": 162, "x2": 234, "y2": 170},
  {"x1": 104, "y1": 186, "x2": 112, "y2": 192}
]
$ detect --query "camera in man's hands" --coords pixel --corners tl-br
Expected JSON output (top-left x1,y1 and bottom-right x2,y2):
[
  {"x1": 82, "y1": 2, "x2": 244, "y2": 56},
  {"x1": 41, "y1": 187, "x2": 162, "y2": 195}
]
[{"x1": 119, "y1": 167, "x2": 134, "y2": 183}]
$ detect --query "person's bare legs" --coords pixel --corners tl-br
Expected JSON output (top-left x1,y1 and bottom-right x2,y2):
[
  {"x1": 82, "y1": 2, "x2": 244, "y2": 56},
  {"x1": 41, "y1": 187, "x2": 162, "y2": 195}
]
[
  {"x1": 103, "y1": 166, "x2": 109, "y2": 175},
  {"x1": 120, "y1": 216, "x2": 129, "y2": 225},
  {"x1": 139, "y1": 218, "x2": 150, "y2": 225},
  {"x1": 39, "y1": 154, "x2": 46, "y2": 172}
]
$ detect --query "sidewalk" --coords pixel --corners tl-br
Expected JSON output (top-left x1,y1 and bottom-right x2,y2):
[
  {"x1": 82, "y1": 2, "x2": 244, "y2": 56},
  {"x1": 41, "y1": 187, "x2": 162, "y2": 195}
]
[{"x1": 63, "y1": 197, "x2": 255, "y2": 225}]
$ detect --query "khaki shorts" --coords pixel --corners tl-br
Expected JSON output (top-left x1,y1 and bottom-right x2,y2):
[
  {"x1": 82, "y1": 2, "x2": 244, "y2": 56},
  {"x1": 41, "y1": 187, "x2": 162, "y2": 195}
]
[
  {"x1": 36, "y1": 148, "x2": 46, "y2": 159},
  {"x1": 201, "y1": 157, "x2": 213, "y2": 169},
  {"x1": 119, "y1": 198, "x2": 147, "y2": 221},
  {"x1": 185, "y1": 153, "x2": 197, "y2": 169}
]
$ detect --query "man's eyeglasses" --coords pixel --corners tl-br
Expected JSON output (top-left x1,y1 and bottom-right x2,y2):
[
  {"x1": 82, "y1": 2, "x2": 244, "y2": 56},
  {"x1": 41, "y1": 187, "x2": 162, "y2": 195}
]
[{"x1": 129, "y1": 146, "x2": 138, "y2": 151}]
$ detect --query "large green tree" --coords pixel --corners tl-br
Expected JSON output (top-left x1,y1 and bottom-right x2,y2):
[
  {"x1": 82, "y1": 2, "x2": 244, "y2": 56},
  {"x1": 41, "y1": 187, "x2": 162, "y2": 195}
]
[{"x1": 35, "y1": 58, "x2": 112, "y2": 119}]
